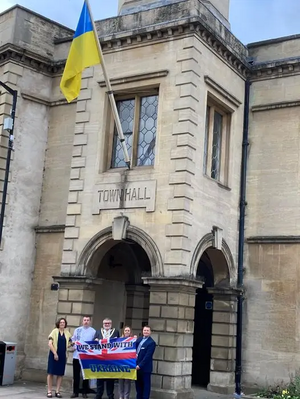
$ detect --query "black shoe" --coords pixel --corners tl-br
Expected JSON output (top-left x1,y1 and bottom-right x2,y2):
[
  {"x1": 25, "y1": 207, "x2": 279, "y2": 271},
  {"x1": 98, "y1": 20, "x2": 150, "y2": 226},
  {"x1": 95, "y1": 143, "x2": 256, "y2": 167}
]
[
  {"x1": 70, "y1": 395, "x2": 79, "y2": 398},
  {"x1": 82, "y1": 395, "x2": 88, "y2": 399}
]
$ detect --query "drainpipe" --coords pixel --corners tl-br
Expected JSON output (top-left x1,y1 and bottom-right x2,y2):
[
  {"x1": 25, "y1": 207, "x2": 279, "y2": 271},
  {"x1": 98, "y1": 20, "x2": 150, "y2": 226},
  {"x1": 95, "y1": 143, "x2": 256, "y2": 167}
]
[
  {"x1": 235, "y1": 78, "x2": 251, "y2": 397},
  {"x1": 0, "y1": 82, "x2": 17, "y2": 247}
]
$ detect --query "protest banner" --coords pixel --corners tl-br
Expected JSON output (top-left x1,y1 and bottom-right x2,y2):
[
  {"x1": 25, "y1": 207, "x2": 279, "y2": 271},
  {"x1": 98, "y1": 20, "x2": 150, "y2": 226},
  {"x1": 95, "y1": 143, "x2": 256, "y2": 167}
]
[{"x1": 76, "y1": 337, "x2": 137, "y2": 380}]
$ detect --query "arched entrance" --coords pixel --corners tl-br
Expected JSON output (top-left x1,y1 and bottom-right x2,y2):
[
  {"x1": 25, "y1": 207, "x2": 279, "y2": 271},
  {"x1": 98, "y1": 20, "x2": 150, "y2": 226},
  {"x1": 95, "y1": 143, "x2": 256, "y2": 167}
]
[
  {"x1": 192, "y1": 250, "x2": 214, "y2": 386},
  {"x1": 92, "y1": 239, "x2": 151, "y2": 334},
  {"x1": 72, "y1": 221, "x2": 163, "y2": 335},
  {"x1": 191, "y1": 233, "x2": 236, "y2": 392}
]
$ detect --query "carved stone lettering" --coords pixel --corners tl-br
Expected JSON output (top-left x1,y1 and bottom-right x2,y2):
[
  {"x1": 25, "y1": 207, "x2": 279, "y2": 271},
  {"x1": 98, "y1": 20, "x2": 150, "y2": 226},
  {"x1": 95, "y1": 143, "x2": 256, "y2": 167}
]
[{"x1": 92, "y1": 180, "x2": 157, "y2": 214}]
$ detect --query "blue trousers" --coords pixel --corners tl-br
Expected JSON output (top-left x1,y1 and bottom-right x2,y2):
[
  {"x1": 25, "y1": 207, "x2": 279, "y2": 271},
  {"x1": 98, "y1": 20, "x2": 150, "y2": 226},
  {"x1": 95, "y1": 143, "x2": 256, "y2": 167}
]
[{"x1": 135, "y1": 371, "x2": 151, "y2": 399}]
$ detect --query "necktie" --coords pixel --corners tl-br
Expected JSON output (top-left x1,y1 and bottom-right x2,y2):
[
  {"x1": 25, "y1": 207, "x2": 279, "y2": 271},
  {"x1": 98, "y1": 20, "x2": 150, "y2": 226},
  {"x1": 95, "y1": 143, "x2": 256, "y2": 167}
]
[{"x1": 137, "y1": 338, "x2": 146, "y2": 354}]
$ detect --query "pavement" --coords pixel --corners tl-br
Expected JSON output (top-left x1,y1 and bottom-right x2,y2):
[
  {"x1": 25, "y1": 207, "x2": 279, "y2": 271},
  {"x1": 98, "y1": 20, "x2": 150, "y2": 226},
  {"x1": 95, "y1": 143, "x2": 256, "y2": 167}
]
[{"x1": 0, "y1": 381, "x2": 235, "y2": 399}]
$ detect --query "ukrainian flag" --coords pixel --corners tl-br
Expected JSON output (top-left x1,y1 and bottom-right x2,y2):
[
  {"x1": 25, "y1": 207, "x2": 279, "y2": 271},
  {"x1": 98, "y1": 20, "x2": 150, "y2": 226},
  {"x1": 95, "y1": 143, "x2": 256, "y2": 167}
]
[{"x1": 60, "y1": 1, "x2": 101, "y2": 102}]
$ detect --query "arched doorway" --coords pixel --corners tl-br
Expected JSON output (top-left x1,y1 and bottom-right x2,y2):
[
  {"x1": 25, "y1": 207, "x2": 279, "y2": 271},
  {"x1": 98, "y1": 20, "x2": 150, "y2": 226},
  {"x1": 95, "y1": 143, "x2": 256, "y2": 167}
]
[
  {"x1": 92, "y1": 239, "x2": 151, "y2": 334},
  {"x1": 191, "y1": 233, "x2": 234, "y2": 389},
  {"x1": 74, "y1": 222, "x2": 163, "y2": 334},
  {"x1": 192, "y1": 250, "x2": 214, "y2": 386}
]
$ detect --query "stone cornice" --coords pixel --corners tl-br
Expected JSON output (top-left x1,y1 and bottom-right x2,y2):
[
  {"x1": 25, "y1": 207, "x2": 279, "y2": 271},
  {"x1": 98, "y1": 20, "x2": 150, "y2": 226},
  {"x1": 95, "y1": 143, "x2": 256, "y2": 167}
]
[
  {"x1": 35, "y1": 225, "x2": 65, "y2": 233},
  {"x1": 247, "y1": 235, "x2": 300, "y2": 244},
  {"x1": 204, "y1": 75, "x2": 242, "y2": 107},
  {"x1": 99, "y1": 18, "x2": 249, "y2": 78},
  {"x1": 52, "y1": 276, "x2": 103, "y2": 289},
  {"x1": 21, "y1": 91, "x2": 68, "y2": 107},
  {"x1": 250, "y1": 57, "x2": 300, "y2": 81},
  {"x1": 98, "y1": 70, "x2": 169, "y2": 88},
  {"x1": 252, "y1": 99, "x2": 300, "y2": 112},
  {"x1": 3, "y1": 15, "x2": 300, "y2": 83},
  {"x1": 0, "y1": 44, "x2": 65, "y2": 75},
  {"x1": 142, "y1": 276, "x2": 204, "y2": 290}
]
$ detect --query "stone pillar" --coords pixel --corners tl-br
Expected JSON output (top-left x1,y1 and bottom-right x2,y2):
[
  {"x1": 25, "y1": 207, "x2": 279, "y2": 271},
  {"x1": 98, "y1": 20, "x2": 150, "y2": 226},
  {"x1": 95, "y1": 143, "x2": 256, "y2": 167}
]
[
  {"x1": 143, "y1": 277, "x2": 203, "y2": 399},
  {"x1": 53, "y1": 276, "x2": 102, "y2": 378},
  {"x1": 125, "y1": 284, "x2": 150, "y2": 334},
  {"x1": 207, "y1": 288, "x2": 240, "y2": 394}
]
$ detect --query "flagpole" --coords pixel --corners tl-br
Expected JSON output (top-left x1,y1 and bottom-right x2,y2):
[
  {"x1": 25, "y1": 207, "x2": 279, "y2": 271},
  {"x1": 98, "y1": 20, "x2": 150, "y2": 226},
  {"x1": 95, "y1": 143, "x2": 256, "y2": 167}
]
[{"x1": 85, "y1": 0, "x2": 131, "y2": 169}]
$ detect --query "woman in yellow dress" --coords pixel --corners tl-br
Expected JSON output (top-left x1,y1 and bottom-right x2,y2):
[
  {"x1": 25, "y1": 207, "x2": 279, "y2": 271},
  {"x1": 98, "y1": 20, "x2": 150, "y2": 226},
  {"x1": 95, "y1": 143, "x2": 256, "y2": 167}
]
[{"x1": 47, "y1": 318, "x2": 72, "y2": 398}]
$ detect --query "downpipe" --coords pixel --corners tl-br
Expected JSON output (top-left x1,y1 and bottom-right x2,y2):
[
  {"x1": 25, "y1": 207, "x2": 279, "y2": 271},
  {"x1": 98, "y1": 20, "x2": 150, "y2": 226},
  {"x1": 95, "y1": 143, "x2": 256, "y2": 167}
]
[{"x1": 235, "y1": 78, "x2": 251, "y2": 398}]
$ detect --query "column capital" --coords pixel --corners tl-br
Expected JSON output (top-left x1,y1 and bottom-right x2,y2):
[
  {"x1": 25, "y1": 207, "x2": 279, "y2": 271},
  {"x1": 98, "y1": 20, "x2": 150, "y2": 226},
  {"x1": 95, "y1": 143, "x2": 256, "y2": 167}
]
[
  {"x1": 142, "y1": 276, "x2": 204, "y2": 292},
  {"x1": 53, "y1": 275, "x2": 103, "y2": 290}
]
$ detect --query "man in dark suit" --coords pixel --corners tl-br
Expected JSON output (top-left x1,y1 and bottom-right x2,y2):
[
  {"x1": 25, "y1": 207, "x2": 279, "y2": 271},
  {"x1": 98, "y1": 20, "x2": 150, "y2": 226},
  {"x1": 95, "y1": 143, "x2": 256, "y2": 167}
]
[
  {"x1": 94, "y1": 318, "x2": 119, "y2": 399},
  {"x1": 135, "y1": 326, "x2": 156, "y2": 399}
]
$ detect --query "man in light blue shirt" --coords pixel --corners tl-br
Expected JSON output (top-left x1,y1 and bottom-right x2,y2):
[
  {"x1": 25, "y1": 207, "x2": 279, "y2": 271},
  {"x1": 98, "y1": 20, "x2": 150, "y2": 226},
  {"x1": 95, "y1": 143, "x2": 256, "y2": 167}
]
[{"x1": 71, "y1": 316, "x2": 96, "y2": 398}]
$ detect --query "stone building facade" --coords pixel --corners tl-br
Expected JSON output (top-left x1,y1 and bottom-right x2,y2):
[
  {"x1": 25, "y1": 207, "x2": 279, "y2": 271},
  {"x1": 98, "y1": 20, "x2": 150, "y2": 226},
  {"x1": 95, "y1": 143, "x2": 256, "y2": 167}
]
[{"x1": 0, "y1": 0, "x2": 299, "y2": 397}]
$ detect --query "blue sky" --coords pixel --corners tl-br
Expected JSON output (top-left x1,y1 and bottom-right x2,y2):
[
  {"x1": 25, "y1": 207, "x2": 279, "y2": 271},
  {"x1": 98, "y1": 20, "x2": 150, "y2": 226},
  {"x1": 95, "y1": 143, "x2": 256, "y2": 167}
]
[{"x1": 0, "y1": 0, "x2": 300, "y2": 44}]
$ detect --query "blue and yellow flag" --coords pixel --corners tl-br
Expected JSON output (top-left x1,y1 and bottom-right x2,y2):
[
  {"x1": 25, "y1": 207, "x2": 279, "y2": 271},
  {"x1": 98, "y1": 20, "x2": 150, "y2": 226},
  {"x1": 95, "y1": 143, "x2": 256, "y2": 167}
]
[
  {"x1": 77, "y1": 337, "x2": 137, "y2": 380},
  {"x1": 60, "y1": 1, "x2": 101, "y2": 102}
]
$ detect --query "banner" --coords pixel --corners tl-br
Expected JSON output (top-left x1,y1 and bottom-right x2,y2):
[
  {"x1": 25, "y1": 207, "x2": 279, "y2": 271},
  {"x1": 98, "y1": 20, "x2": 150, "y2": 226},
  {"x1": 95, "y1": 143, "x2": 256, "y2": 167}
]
[{"x1": 76, "y1": 337, "x2": 137, "y2": 380}]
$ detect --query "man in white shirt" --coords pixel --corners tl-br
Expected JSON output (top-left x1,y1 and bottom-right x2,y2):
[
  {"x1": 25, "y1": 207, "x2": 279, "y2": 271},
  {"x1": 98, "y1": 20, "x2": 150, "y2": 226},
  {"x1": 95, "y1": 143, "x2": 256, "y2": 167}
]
[{"x1": 71, "y1": 316, "x2": 96, "y2": 399}]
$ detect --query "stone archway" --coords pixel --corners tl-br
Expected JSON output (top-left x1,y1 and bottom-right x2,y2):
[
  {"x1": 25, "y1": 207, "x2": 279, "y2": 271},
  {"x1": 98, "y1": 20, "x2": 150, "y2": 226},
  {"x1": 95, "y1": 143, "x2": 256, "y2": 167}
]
[
  {"x1": 191, "y1": 233, "x2": 238, "y2": 394},
  {"x1": 190, "y1": 232, "x2": 236, "y2": 285},
  {"x1": 91, "y1": 238, "x2": 153, "y2": 335},
  {"x1": 76, "y1": 224, "x2": 164, "y2": 278}
]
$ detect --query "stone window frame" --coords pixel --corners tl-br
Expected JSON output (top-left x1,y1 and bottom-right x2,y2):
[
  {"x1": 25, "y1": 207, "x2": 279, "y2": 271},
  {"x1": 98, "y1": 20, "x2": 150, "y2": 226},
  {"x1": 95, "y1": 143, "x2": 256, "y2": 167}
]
[
  {"x1": 106, "y1": 87, "x2": 159, "y2": 170},
  {"x1": 203, "y1": 95, "x2": 231, "y2": 186}
]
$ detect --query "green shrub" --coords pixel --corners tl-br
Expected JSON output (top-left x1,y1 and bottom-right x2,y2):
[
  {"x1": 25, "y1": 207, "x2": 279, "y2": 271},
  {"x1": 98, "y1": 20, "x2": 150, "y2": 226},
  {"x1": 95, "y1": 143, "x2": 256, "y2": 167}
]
[{"x1": 256, "y1": 375, "x2": 300, "y2": 399}]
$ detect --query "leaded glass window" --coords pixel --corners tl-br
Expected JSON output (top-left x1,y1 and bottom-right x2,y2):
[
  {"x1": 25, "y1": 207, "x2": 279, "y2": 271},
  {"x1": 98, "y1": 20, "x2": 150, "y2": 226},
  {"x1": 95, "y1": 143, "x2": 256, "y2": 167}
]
[
  {"x1": 111, "y1": 94, "x2": 158, "y2": 168},
  {"x1": 204, "y1": 101, "x2": 231, "y2": 185},
  {"x1": 111, "y1": 99, "x2": 134, "y2": 168}
]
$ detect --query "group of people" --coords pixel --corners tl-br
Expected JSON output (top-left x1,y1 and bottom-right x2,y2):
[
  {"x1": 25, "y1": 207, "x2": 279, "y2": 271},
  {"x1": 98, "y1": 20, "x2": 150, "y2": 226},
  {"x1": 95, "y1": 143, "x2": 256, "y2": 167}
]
[{"x1": 46, "y1": 316, "x2": 156, "y2": 399}]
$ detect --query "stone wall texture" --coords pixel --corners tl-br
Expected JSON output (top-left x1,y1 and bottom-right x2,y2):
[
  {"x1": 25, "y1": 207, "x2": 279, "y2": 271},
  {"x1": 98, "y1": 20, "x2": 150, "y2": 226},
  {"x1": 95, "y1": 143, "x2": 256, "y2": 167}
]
[{"x1": 1, "y1": 0, "x2": 300, "y2": 394}]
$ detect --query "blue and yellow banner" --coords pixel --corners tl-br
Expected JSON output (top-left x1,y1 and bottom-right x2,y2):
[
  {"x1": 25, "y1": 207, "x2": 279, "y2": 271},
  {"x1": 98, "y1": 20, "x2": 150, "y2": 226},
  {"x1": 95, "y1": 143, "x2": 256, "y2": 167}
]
[
  {"x1": 77, "y1": 337, "x2": 137, "y2": 380},
  {"x1": 60, "y1": 0, "x2": 101, "y2": 102}
]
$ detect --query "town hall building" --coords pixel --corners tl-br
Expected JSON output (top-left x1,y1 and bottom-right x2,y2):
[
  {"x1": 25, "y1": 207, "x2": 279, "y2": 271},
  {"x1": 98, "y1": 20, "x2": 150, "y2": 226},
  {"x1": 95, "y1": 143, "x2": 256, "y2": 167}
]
[{"x1": 0, "y1": 0, "x2": 299, "y2": 397}]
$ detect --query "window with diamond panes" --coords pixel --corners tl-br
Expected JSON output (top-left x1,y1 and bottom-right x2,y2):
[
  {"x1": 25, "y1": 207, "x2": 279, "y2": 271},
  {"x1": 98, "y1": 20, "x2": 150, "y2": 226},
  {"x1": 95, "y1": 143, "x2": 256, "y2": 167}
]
[
  {"x1": 111, "y1": 94, "x2": 158, "y2": 168},
  {"x1": 204, "y1": 102, "x2": 230, "y2": 185}
]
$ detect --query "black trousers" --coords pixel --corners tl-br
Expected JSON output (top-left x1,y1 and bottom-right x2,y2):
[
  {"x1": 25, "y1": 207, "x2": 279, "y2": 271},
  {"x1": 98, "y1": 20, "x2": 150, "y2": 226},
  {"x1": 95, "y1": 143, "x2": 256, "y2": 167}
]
[
  {"x1": 73, "y1": 358, "x2": 89, "y2": 394},
  {"x1": 96, "y1": 379, "x2": 115, "y2": 399}
]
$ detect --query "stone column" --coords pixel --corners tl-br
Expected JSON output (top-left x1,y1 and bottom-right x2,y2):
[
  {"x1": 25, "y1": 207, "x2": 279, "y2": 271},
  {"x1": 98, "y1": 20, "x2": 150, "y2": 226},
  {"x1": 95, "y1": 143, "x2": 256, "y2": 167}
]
[
  {"x1": 53, "y1": 276, "x2": 102, "y2": 378},
  {"x1": 143, "y1": 277, "x2": 203, "y2": 399},
  {"x1": 125, "y1": 284, "x2": 150, "y2": 334},
  {"x1": 207, "y1": 287, "x2": 240, "y2": 394}
]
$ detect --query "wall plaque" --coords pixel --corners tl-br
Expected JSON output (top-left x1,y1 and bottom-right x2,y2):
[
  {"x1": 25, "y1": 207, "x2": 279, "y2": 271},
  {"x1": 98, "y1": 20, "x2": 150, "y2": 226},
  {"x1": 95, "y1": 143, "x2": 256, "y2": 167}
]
[{"x1": 92, "y1": 180, "x2": 157, "y2": 214}]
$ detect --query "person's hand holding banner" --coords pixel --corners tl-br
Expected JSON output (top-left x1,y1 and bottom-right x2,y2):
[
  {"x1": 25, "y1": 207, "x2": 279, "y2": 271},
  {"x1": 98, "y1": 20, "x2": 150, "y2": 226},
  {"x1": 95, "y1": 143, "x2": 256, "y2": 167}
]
[{"x1": 76, "y1": 337, "x2": 137, "y2": 380}]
